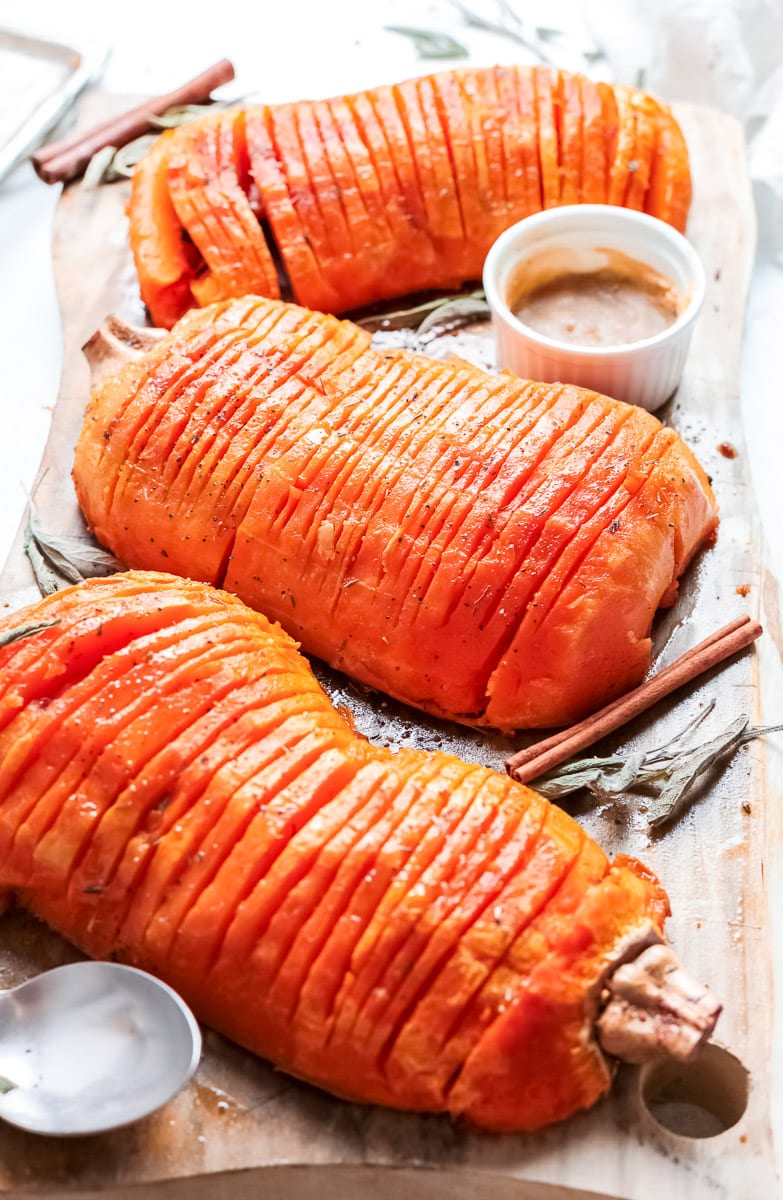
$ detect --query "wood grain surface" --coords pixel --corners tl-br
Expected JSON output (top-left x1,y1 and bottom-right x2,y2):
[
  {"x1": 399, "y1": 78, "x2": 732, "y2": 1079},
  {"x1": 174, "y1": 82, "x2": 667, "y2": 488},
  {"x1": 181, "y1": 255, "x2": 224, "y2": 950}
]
[{"x1": 0, "y1": 93, "x2": 780, "y2": 1199}]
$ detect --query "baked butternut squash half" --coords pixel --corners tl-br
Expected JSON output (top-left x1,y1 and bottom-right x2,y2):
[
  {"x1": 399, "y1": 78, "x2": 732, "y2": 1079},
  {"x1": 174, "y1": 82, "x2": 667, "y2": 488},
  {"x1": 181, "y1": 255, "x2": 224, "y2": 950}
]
[
  {"x1": 0, "y1": 573, "x2": 719, "y2": 1132},
  {"x1": 127, "y1": 66, "x2": 692, "y2": 327},
  {"x1": 74, "y1": 299, "x2": 717, "y2": 731}
]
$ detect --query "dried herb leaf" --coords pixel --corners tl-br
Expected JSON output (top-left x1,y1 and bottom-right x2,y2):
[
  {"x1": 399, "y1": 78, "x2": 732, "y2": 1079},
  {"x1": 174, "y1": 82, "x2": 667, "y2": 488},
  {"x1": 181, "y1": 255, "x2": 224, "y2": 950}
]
[
  {"x1": 109, "y1": 135, "x2": 159, "y2": 179},
  {"x1": 533, "y1": 702, "x2": 783, "y2": 829},
  {"x1": 358, "y1": 289, "x2": 486, "y2": 333},
  {"x1": 24, "y1": 517, "x2": 61, "y2": 596},
  {"x1": 448, "y1": 1, "x2": 604, "y2": 69},
  {"x1": 357, "y1": 296, "x2": 458, "y2": 332},
  {"x1": 0, "y1": 1076, "x2": 16, "y2": 1095},
  {"x1": 417, "y1": 294, "x2": 490, "y2": 337},
  {"x1": 82, "y1": 145, "x2": 119, "y2": 189},
  {"x1": 24, "y1": 502, "x2": 124, "y2": 596},
  {"x1": 385, "y1": 25, "x2": 468, "y2": 59},
  {"x1": 148, "y1": 104, "x2": 221, "y2": 129},
  {"x1": 447, "y1": 0, "x2": 559, "y2": 65},
  {"x1": 535, "y1": 25, "x2": 565, "y2": 42},
  {"x1": 0, "y1": 620, "x2": 58, "y2": 650}
]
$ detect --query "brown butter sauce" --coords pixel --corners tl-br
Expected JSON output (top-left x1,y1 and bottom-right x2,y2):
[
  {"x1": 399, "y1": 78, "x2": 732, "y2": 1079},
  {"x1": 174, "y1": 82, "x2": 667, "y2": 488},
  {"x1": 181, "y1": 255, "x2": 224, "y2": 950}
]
[{"x1": 509, "y1": 246, "x2": 681, "y2": 348}]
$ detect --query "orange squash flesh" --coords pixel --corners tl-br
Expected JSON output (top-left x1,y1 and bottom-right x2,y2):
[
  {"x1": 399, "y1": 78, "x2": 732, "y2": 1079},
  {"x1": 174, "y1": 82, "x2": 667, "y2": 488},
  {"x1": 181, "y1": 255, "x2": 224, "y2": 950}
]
[
  {"x1": 414, "y1": 76, "x2": 468, "y2": 277},
  {"x1": 166, "y1": 116, "x2": 279, "y2": 306},
  {"x1": 270, "y1": 103, "x2": 344, "y2": 299},
  {"x1": 430, "y1": 71, "x2": 491, "y2": 267},
  {"x1": 346, "y1": 90, "x2": 438, "y2": 290},
  {"x1": 382, "y1": 812, "x2": 592, "y2": 1108},
  {"x1": 0, "y1": 604, "x2": 223, "y2": 832},
  {"x1": 392, "y1": 81, "x2": 461, "y2": 286},
  {"x1": 235, "y1": 755, "x2": 436, "y2": 1029},
  {"x1": 624, "y1": 93, "x2": 659, "y2": 212},
  {"x1": 139, "y1": 722, "x2": 355, "y2": 968},
  {"x1": 607, "y1": 84, "x2": 637, "y2": 208},
  {"x1": 447, "y1": 859, "x2": 669, "y2": 1130},
  {"x1": 245, "y1": 107, "x2": 339, "y2": 312},
  {"x1": 532, "y1": 67, "x2": 560, "y2": 210},
  {"x1": 118, "y1": 715, "x2": 326, "y2": 954},
  {"x1": 511, "y1": 65, "x2": 543, "y2": 211},
  {"x1": 558, "y1": 71, "x2": 582, "y2": 205},
  {"x1": 0, "y1": 572, "x2": 674, "y2": 1132},
  {"x1": 11, "y1": 624, "x2": 265, "y2": 885},
  {"x1": 492, "y1": 66, "x2": 534, "y2": 219},
  {"x1": 171, "y1": 746, "x2": 370, "y2": 983},
  {"x1": 68, "y1": 665, "x2": 310, "y2": 924},
  {"x1": 459, "y1": 405, "x2": 664, "y2": 677},
  {"x1": 486, "y1": 434, "x2": 715, "y2": 727},
  {"x1": 321, "y1": 762, "x2": 499, "y2": 1057},
  {"x1": 365, "y1": 86, "x2": 438, "y2": 268},
  {"x1": 579, "y1": 76, "x2": 609, "y2": 204},
  {"x1": 87, "y1": 312, "x2": 240, "y2": 514},
  {"x1": 99, "y1": 309, "x2": 266, "y2": 522},
  {"x1": 288, "y1": 759, "x2": 478, "y2": 1050},
  {"x1": 214, "y1": 110, "x2": 281, "y2": 296},
  {"x1": 128, "y1": 67, "x2": 692, "y2": 322},
  {"x1": 459, "y1": 69, "x2": 508, "y2": 232},
  {"x1": 127, "y1": 131, "x2": 199, "y2": 328},
  {"x1": 83, "y1": 686, "x2": 328, "y2": 958},
  {"x1": 646, "y1": 108, "x2": 692, "y2": 233},
  {"x1": 75, "y1": 296, "x2": 717, "y2": 731},
  {"x1": 325, "y1": 96, "x2": 399, "y2": 294},
  {"x1": 342, "y1": 774, "x2": 552, "y2": 1075}
]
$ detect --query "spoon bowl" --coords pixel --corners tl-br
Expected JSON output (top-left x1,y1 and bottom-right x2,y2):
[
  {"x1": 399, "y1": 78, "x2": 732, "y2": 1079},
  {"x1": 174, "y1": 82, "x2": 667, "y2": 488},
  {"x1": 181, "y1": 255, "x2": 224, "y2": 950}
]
[{"x1": 0, "y1": 961, "x2": 201, "y2": 1136}]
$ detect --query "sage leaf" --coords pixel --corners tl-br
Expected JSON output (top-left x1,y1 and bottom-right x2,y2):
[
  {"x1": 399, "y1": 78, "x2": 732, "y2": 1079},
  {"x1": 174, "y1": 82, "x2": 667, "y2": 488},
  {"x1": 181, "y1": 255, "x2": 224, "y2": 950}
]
[
  {"x1": 82, "y1": 145, "x2": 119, "y2": 189},
  {"x1": 24, "y1": 502, "x2": 124, "y2": 596},
  {"x1": 535, "y1": 25, "x2": 566, "y2": 42},
  {"x1": 109, "y1": 135, "x2": 159, "y2": 179},
  {"x1": 24, "y1": 518, "x2": 61, "y2": 597},
  {"x1": 385, "y1": 26, "x2": 468, "y2": 60},
  {"x1": 357, "y1": 296, "x2": 456, "y2": 332},
  {"x1": 358, "y1": 289, "x2": 487, "y2": 334},
  {"x1": 532, "y1": 703, "x2": 783, "y2": 829},
  {"x1": 0, "y1": 620, "x2": 58, "y2": 650},
  {"x1": 148, "y1": 104, "x2": 221, "y2": 129},
  {"x1": 0, "y1": 1075, "x2": 16, "y2": 1095},
  {"x1": 447, "y1": 0, "x2": 559, "y2": 65},
  {"x1": 416, "y1": 294, "x2": 490, "y2": 338}
]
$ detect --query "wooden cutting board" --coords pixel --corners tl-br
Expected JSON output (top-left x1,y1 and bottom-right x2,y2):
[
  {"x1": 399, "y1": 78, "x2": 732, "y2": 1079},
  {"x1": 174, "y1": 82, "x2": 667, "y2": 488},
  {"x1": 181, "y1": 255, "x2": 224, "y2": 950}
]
[{"x1": 0, "y1": 93, "x2": 781, "y2": 1200}]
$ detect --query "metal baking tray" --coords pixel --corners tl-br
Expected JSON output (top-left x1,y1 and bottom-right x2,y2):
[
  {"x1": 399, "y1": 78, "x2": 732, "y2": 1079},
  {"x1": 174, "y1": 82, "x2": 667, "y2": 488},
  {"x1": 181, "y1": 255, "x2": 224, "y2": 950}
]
[{"x1": 0, "y1": 27, "x2": 106, "y2": 184}]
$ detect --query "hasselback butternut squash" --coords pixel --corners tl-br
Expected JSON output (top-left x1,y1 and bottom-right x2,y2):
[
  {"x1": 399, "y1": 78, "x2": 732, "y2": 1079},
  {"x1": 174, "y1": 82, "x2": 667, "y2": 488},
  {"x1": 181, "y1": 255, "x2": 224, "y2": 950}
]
[
  {"x1": 128, "y1": 66, "x2": 692, "y2": 327},
  {"x1": 74, "y1": 300, "x2": 717, "y2": 731},
  {"x1": 0, "y1": 573, "x2": 719, "y2": 1132}
]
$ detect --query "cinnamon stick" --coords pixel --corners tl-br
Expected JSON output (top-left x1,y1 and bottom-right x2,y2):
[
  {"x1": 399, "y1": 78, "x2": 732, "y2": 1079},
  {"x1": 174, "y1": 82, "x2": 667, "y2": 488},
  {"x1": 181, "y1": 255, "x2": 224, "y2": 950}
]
[
  {"x1": 505, "y1": 615, "x2": 762, "y2": 784},
  {"x1": 31, "y1": 58, "x2": 236, "y2": 185}
]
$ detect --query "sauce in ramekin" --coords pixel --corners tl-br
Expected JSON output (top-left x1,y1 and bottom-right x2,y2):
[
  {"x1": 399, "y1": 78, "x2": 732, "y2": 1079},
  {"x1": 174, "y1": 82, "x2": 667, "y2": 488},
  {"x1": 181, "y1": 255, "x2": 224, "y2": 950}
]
[{"x1": 509, "y1": 247, "x2": 681, "y2": 348}]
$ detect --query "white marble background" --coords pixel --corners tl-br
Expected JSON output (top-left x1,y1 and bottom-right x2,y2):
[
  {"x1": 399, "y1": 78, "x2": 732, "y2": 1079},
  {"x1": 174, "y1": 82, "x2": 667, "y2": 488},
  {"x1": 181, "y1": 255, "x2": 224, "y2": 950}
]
[{"x1": 0, "y1": 0, "x2": 780, "y2": 572}]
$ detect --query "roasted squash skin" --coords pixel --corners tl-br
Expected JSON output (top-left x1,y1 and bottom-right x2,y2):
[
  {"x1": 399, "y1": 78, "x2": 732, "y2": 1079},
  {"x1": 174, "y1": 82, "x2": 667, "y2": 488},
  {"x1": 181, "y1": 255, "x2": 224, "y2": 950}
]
[
  {"x1": 0, "y1": 572, "x2": 670, "y2": 1132},
  {"x1": 127, "y1": 67, "x2": 693, "y2": 327},
  {"x1": 73, "y1": 297, "x2": 718, "y2": 731}
]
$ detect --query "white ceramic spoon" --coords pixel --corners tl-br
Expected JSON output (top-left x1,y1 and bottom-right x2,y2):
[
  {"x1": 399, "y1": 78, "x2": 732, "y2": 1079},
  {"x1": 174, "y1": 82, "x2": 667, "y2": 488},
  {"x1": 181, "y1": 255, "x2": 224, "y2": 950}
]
[{"x1": 0, "y1": 961, "x2": 201, "y2": 1136}]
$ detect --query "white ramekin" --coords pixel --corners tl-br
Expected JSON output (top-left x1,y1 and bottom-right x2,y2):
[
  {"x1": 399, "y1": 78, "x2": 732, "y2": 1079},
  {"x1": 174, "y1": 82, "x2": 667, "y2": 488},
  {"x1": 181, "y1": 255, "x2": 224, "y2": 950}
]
[{"x1": 482, "y1": 205, "x2": 705, "y2": 412}]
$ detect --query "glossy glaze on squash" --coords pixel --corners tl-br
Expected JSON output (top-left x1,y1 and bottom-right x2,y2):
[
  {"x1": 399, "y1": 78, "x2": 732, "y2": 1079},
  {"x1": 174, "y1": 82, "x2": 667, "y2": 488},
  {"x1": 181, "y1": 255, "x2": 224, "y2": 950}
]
[
  {"x1": 74, "y1": 298, "x2": 717, "y2": 731},
  {"x1": 128, "y1": 67, "x2": 692, "y2": 327},
  {"x1": 0, "y1": 572, "x2": 671, "y2": 1132}
]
